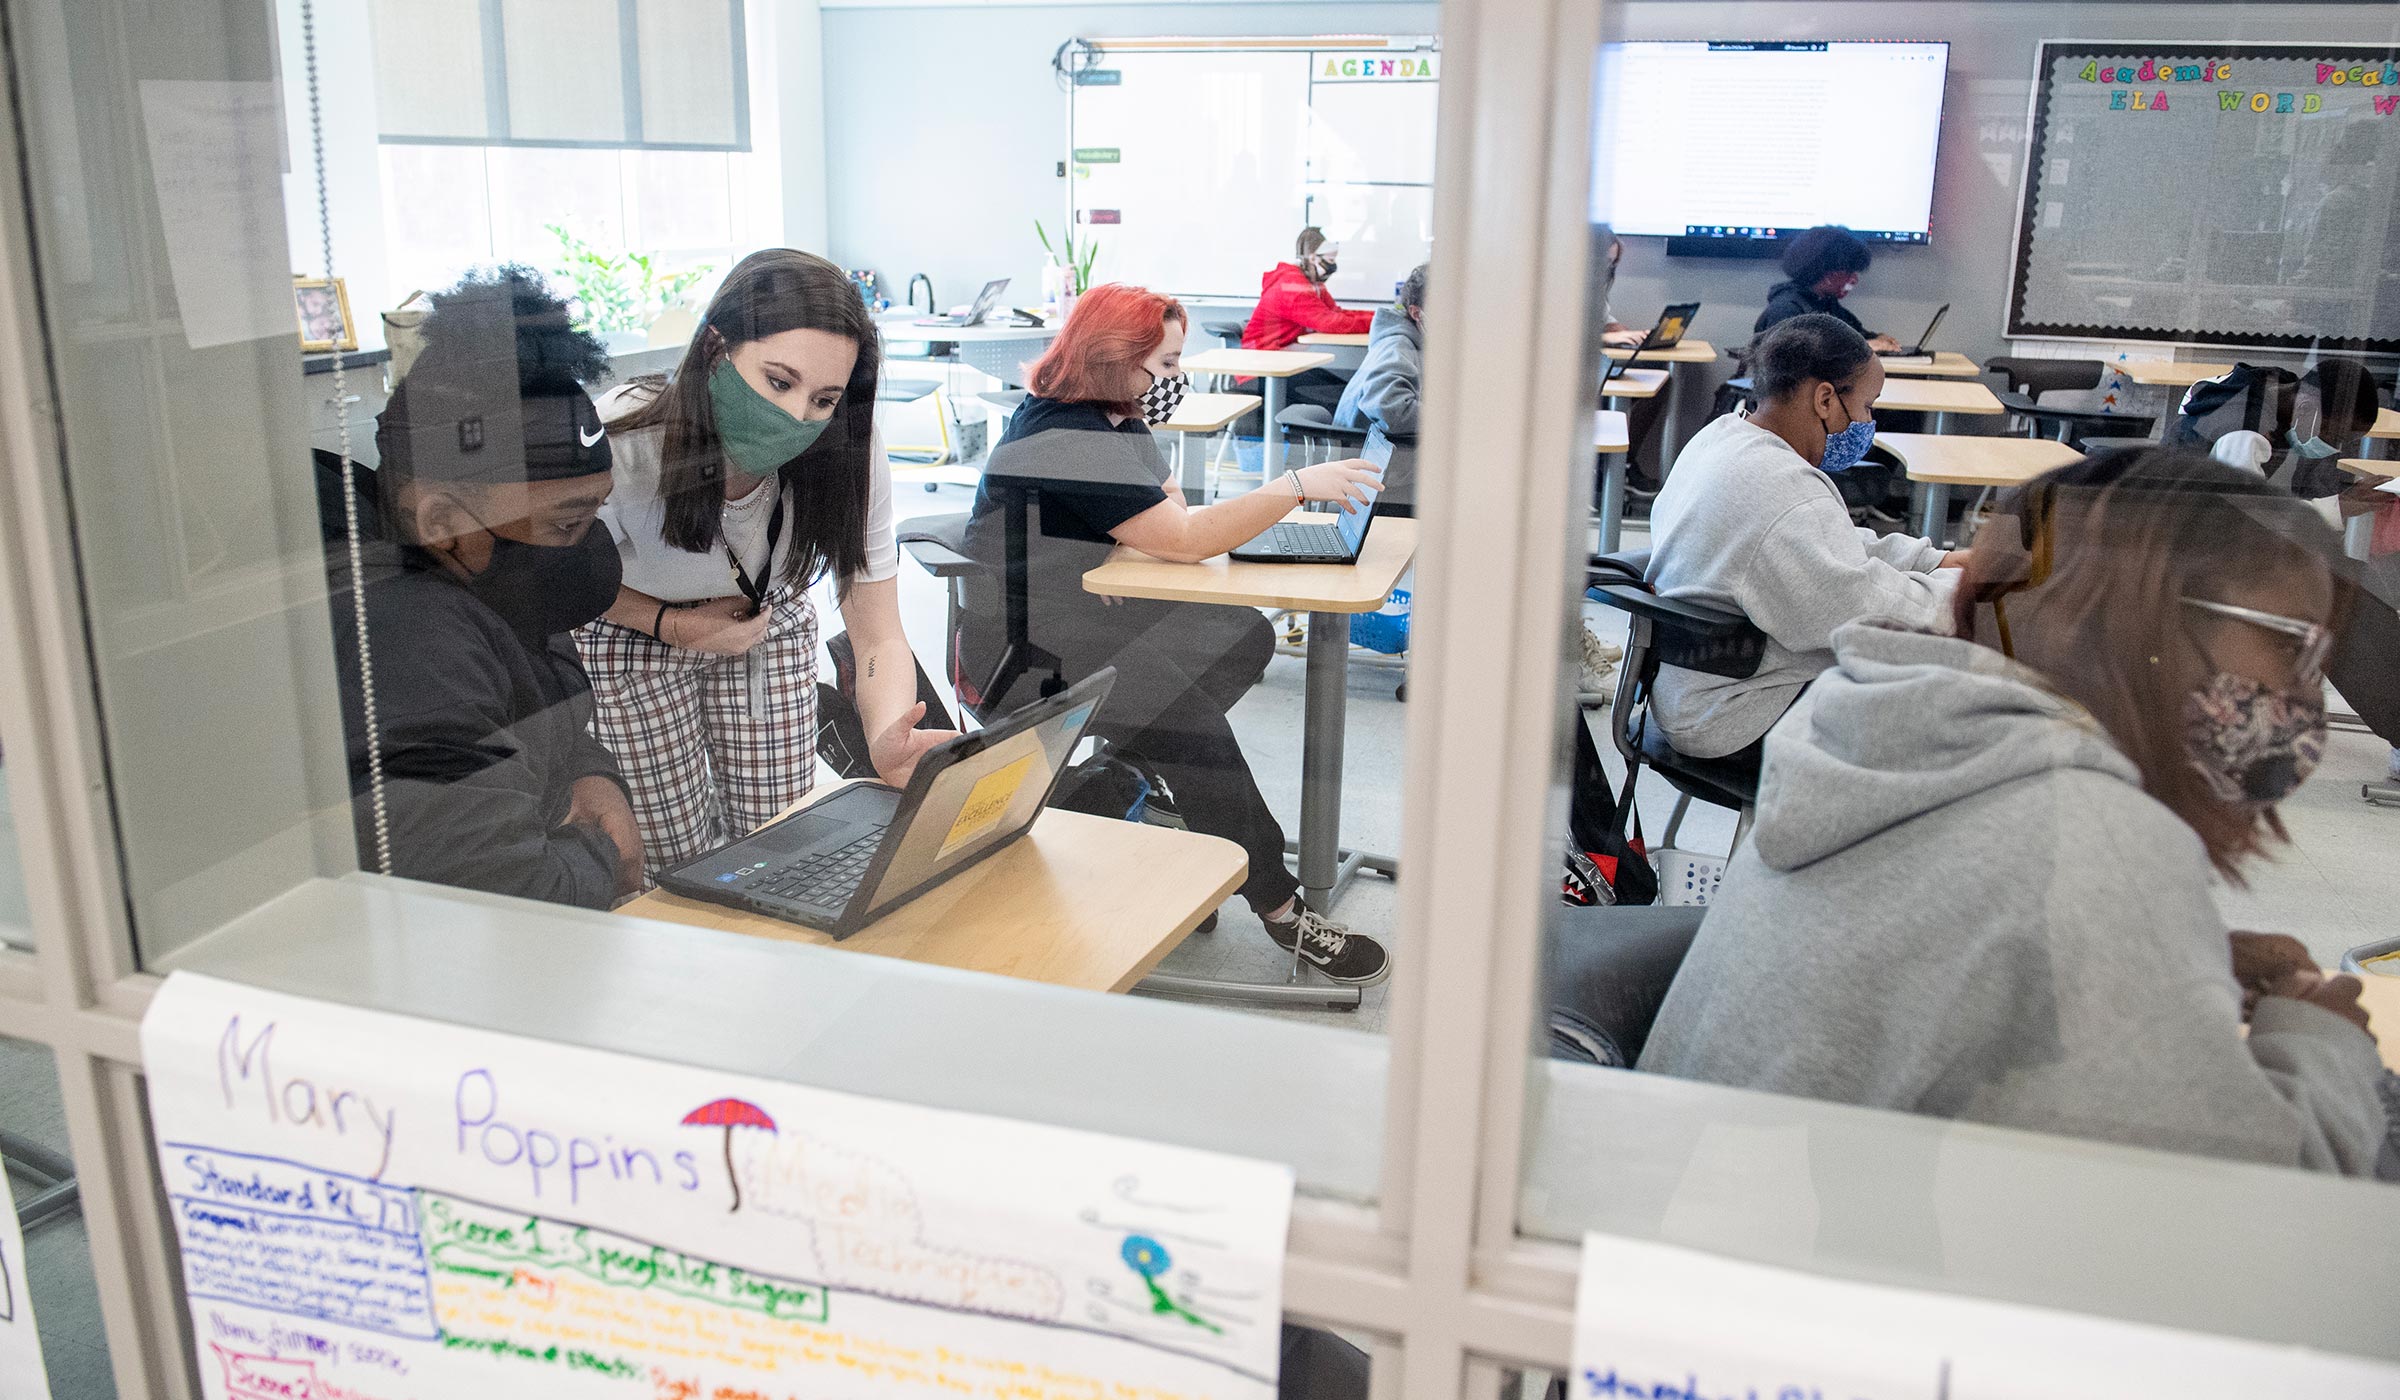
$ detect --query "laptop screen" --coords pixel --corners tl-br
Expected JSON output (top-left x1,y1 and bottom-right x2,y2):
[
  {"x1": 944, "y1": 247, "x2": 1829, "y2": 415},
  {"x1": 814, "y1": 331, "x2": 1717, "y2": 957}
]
[
  {"x1": 852, "y1": 676, "x2": 1106, "y2": 918},
  {"x1": 967, "y1": 278, "x2": 1009, "y2": 319}
]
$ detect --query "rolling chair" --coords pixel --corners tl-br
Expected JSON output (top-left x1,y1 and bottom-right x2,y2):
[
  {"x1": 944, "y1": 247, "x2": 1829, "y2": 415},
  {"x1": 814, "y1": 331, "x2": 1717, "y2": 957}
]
[
  {"x1": 1, "y1": 1130, "x2": 79, "y2": 1229},
  {"x1": 1273, "y1": 403, "x2": 1367, "y2": 466},
  {"x1": 893, "y1": 511, "x2": 1364, "y2": 1011},
  {"x1": 1583, "y1": 551, "x2": 1769, "y2": 852},
  {"x1": 1982, "y1": 356, "x2": 2158, "y2": 449}
]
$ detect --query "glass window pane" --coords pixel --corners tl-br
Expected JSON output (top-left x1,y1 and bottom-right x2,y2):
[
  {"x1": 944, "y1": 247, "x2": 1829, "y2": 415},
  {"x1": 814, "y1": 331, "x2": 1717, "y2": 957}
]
[
  {"x1": 368, "y1": 0, "x2": 490, "y2": 141},
  {"x1": 380, "y1": 144, "x2": 495, "y2": 295},
  {"x1": 2, "y1": 1035, "x2": 119, "y2": 1399},
  {"x1": 1527, "y1": 0, "x2": 2400, "y2": 1359},
  {"x1": 501, "y1": 0, "x2": 627, "y2": 145},
  {"x1": 623, "y1": 150, "x2": 734, "y2": 259},
  {"x1": 484, "y1": 145, "x2": 626, "y2": 266}
]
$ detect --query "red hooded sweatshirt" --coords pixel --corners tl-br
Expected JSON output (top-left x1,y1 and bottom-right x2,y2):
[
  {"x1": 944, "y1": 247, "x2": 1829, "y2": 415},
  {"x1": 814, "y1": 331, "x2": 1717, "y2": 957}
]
[{"x1": 1241, "y1": 262, "x2": 1373, "y2": 351}]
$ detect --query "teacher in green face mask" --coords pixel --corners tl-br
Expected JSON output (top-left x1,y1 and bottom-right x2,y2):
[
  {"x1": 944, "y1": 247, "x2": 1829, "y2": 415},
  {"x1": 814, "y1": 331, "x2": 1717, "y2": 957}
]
[{"x1": 577, "y1": 249, "x2": 955, "y2": 878}]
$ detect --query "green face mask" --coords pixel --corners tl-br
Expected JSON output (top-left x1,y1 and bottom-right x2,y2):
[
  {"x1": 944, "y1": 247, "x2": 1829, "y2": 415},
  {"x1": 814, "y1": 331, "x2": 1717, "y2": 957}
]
[{"x1": 708, "y1": 359, "x2": 830, "y2": 476}]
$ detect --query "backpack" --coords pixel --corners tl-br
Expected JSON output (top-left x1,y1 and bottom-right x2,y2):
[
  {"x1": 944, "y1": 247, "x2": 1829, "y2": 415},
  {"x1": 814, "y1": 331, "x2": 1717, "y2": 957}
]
[{"x1": 1563, "y1": 716, "x2": 1657, "y2": 907}]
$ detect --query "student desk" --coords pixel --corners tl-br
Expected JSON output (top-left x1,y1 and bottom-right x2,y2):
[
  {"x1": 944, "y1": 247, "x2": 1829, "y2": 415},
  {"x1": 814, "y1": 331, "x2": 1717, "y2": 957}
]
[
  {"x1": 2371, "y1": 406, "x2": 2400, "y2": 442},
  {"x1": 2117, "y1": 359, "x2": 2234, "y2": 388},
  {"x1": 1297, "y1": 332, "x2": 1371, "y2": 347},
  {"x1": 1083, "y1": 517, "x2": 1421, "y2": 917},
  {"x1": 1153, "y1": 391, "x2": 1262, "y2": 502},
  {"x1": 1872, "y1": 377, "x2": 2005, "y2": 436},
  {"x1": 1877, "y1": 351, "x2": 1981, "y2": 379},
  {"x1": 618, "y1": 782, "x2": 1244, "y2": 995},
  {"x1": 1593, "y1": 409, "x2": 1637, "y2": 553},
  {"x1": 1599, "y1": 367, "x2": 1669, "y2": 401},
  {"x1": 1606, "y1": 339, "x2": 1718, "y2": 466},
  {"x1": 2363, "y1": 972, "x2": 2400, "y2": 1075},
  {"x1": 876, "y1": 314, "x2": 1060, "y2": 387},
  {"x1": 1181, "y1": 348, "x2": 1337, "y2": 475},
  {"x1": 1877, "y1": 433, "x2": 2082, "y2": 545}
]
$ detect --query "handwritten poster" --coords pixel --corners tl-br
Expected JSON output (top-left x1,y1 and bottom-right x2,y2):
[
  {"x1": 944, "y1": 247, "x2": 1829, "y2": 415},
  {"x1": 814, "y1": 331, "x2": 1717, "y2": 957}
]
[
  {"x1": 1574, "y1": 1233, "x2": 2400, "y2": 1399},
  {"x1": 136, "y1": 81, "x2": 296, "y2": 349},
  {"x1": 0, "y1": 1148, "x2": 55, "y2": 1400},
  {"x1": 141, "y1": 973, "x2": 1293, "y2": 1400}
]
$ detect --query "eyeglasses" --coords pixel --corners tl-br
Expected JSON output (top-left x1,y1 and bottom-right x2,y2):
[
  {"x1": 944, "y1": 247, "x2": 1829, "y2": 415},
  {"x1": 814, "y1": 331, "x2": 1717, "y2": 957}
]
[{"x1": 2180, "y1": 596, "x2": 2333, "y2": 688}]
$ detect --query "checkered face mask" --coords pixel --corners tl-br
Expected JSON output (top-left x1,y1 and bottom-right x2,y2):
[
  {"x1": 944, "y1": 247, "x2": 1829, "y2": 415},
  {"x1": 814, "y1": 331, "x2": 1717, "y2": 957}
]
[{"x1": 1138, "y1": 370, "x2": 1189, "y2": 425}]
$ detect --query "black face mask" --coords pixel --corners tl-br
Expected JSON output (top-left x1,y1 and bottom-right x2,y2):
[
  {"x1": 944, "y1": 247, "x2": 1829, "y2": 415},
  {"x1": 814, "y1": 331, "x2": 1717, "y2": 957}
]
[{"x1": 449, "y1": 510, "x2": 623, "y2": 642}]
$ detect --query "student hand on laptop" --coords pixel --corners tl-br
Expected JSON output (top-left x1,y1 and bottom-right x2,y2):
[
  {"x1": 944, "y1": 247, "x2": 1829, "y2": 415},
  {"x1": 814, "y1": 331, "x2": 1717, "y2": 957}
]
[
  {"x1": 1601, "y1": 326, "x2": 1647, "y2": 348},
  {"x1": 1295, "y1": 459, "x2": 1384, "y2": 510},
  {"x1": 1866, "y1": 334, "x2": 1902, "y2": 353},
  {"x1": 871, "y1": 701, "x2": 959, "y2": 790}
]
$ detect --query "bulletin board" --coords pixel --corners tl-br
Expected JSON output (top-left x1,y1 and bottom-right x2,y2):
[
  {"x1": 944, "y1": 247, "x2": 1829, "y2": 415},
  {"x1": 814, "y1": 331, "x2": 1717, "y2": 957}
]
[
  {"x1": 2008, "y1": 42, "x2": 2400, "y2": 352},
  {"x1": 1065, "y1": 38, "x2": 1439, "y2": 305}
]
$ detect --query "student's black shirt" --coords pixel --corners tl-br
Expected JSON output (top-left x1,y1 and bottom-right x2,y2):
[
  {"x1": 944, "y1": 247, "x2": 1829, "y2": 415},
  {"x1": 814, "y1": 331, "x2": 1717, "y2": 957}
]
[
  {"x1": 960, "y1": 394, "x2": 1172, "y2": 622},
  {"x1": 317, "y1": 455, "x2": 626, "y2": 908},
  {"x1": 1754, "y1": 280, "x2": 1870, "y2": 338}
]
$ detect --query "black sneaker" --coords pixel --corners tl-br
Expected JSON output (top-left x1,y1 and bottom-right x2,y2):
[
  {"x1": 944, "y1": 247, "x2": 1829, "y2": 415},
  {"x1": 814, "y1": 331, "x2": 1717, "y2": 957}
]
[{"x1": 1263, "y1": 900, "x2": 1390, "y2": 985}]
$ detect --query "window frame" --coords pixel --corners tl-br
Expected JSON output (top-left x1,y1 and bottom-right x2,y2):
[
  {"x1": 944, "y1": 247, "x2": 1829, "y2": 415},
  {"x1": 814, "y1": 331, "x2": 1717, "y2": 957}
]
[
  {"x1": 375, "y1": 0, "x2": 753, "y2": 153},
  {"x1": 1, "y1": 4, "x2": 2397, "y2": 1400}
]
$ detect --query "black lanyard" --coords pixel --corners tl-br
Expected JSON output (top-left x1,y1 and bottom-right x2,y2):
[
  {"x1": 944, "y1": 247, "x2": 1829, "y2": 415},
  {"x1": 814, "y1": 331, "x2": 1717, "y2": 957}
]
[{"x1": 726, "y1": 489, "x2": 785, "y2": 614}]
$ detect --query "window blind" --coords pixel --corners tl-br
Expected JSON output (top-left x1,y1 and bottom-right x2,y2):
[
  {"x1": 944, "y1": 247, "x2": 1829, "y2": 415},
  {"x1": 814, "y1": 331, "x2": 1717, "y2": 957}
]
[{"x1": 370, "y1": 0, "x2": 747, "y2": 151}]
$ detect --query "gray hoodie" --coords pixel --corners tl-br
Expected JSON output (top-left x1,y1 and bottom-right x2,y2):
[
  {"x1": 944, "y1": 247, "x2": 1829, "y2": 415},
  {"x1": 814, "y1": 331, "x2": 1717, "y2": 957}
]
[
  {"x1": 1334, "y1": 305, "x2": 1423, "y2": 437},
  {"x1": 1645, "y1": 412, "x2": 1956, "y2": 758},
  {"x1": 1639, "y1": 621, "x2": 2388, "y2": 1175}
]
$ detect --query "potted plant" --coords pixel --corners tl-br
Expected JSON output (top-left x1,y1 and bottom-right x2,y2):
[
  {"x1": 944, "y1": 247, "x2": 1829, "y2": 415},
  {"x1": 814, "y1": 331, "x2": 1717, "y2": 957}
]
[
  {"x1": 1035, "y1": 219, "x2": 1097, "y2": 321},
  {"x1": 546, "y1": 223, "x2": 712, "y2": 354}
]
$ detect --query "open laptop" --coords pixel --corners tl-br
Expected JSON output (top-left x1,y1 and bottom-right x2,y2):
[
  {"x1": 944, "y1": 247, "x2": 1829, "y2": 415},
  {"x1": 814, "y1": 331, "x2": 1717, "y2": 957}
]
[
  {"x1": 1602, "y1": 301, "x2": 1700, "y2": 382},
  {"x1": 1230, "y1": 469, "x2": 1383, "y2": 563},
  {"x1": 658, "y1": 669, "x2": 1114, "y2": 938},
  {"x1": 915, "y1": 278, "x2": 1010, "y2": 328},
  {"x1": 1879, "y1": 303, "x2": 1949, "y2": 359}
]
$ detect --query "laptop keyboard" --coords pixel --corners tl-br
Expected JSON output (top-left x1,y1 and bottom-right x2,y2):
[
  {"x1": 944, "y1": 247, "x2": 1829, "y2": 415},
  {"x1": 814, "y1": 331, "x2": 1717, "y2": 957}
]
[
  {"x1": 747, "y1": 832, "x2": 881, "y2": 909},
  {"x1": 1265, "y1": 521, "x2": 1347, "y2": 555}
]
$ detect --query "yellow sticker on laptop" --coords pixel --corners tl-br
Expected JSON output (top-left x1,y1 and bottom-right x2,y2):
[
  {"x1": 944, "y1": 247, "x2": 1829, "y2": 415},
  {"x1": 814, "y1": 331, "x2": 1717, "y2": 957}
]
[{"x1": 938, "y1": 753, "x2": 1041, "y2": 860}]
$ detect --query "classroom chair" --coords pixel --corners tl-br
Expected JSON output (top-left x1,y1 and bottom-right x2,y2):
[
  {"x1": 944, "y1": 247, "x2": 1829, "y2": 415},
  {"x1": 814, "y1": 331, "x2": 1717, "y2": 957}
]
[
  {"x1": 1, "y1": 1128, "x2": 80, "y2": 1229},
  {"x1": 1274, "y1": 403, "x2": 1368, "y2": 465},
  {"x1": 1584, "y1": 551, "x2": 1769, "y2": 852},
  {"x1": 1982, "y1": 357, "x2": 2158, "y2": 448}
]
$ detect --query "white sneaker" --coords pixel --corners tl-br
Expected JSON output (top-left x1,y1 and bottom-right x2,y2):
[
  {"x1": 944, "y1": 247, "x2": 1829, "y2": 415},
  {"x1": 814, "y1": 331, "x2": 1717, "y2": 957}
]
[{"x1": 1578, "y1": 625, "x2": 1620, "y2": 697}]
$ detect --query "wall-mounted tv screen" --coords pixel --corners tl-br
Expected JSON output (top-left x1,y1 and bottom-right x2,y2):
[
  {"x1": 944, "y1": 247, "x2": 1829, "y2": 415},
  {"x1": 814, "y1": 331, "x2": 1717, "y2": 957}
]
[{"x1": 1595, "y1": 41, "x2": 1950, "y2": 246}]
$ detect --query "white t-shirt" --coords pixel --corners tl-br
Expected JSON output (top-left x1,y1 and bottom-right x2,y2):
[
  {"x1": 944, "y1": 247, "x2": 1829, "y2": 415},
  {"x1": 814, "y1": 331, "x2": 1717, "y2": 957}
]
[{"x1": 593, "y1": 381, "x2": 899, "y2": 603}]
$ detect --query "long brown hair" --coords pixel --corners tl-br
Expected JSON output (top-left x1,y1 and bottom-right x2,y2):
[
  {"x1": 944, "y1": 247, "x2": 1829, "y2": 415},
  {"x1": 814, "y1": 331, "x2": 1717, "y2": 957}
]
[
  {"x1": 1952, "y1": 447, "x2": 2337, "y2": 879},
  {"x1": 615, "y1": 248, "x2": 879, "y2": 593}
]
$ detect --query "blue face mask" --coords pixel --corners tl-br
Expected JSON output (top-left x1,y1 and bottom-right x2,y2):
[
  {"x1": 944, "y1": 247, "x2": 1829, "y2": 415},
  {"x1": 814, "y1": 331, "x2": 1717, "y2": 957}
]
[
  {"x1": 2287, "y1": 429, "x2": 2342, "y2": 460},
  {"x1": 1820, "y1": 415, "x2": 1877, "y2": 473}
]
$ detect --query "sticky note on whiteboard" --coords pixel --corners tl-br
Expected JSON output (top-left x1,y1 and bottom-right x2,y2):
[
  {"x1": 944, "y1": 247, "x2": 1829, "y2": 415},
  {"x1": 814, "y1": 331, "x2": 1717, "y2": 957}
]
[{"x1": 1574, "y1": 1234, "x2": 2400, "y2": 1399}]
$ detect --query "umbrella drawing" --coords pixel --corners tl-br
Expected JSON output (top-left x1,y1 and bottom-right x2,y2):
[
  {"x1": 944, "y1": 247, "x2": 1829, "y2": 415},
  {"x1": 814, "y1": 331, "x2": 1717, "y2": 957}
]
[{"x1": 681, "y1": 1097, "x2": 778, "y2": 1212}]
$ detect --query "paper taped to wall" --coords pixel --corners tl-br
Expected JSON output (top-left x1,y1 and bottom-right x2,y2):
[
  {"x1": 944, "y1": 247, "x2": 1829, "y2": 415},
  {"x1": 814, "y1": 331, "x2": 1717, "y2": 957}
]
[
  {"x1": 137, "y1": 81, "x2": 297, "y2": 350},
  {"x1": 141, "y1": 972, "x2": 1293, "y2": 1400},
  {"x1": 1574, "y1": 1232, "x2": 2400, "y2": 1398},
  {"x1": 0, "y1": 1148, "x2": 55, "y2": 1400}
]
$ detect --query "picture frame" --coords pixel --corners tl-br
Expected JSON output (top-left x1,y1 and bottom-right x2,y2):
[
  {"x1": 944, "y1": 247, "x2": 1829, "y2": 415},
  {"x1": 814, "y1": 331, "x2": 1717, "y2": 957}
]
[{"x1": 292, "y1": 275, "x2": 358, "y2": 353}]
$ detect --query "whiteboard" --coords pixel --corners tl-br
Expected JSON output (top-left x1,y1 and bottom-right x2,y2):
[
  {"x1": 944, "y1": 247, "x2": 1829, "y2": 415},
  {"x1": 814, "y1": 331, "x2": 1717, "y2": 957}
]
[
  {"x1": 1069, "y1": 40, "x2": 1439, "y2": 305},
  {"x1": 2009, "y1": 42, "x2": 2400, "y2": 352}
]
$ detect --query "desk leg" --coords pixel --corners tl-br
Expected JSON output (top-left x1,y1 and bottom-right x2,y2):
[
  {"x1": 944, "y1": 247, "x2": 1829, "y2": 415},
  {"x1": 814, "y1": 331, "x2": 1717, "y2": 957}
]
[
  {"x1": 1931, "y1": 410, "x2": 1953, "y2": 436},
  {"x1": 1660, "y1": 364, "x2": 1688, "y2": 474},
  {"x1": 1597, "y1": 453, "x2": 1627, "y2": 555},
  {"x1": 1916, "y1": 481, "x2": 1952, "y2": 546},
  {"x1": 1299, "y1": 610, "x2": 1347, "y2": 913},
  {"x1": 1176, "y1": 433, "x2": 1203, "y2": 504},
  {"x1": 1265, "y1": 375, "x2": 1288, "y2": 476}
]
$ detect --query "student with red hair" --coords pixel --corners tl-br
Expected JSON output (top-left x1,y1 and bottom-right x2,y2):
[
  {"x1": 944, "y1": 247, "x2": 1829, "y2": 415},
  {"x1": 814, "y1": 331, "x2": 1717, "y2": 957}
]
[{"x1": 957, "y1": 284, "x2": 1392, "y2": 985}]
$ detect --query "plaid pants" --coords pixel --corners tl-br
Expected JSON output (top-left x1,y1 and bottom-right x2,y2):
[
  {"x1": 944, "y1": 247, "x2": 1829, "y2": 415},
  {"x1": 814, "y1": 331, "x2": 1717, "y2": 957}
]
[{"x1": 574, "y1": 587, "x2": 819, "y2": 877}]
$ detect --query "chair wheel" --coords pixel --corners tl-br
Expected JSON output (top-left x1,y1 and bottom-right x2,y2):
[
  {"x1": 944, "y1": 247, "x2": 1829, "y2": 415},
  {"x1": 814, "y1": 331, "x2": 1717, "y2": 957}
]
[{"x1": 1394, "y1": 681, "x2": 1407, "y2": 702}]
